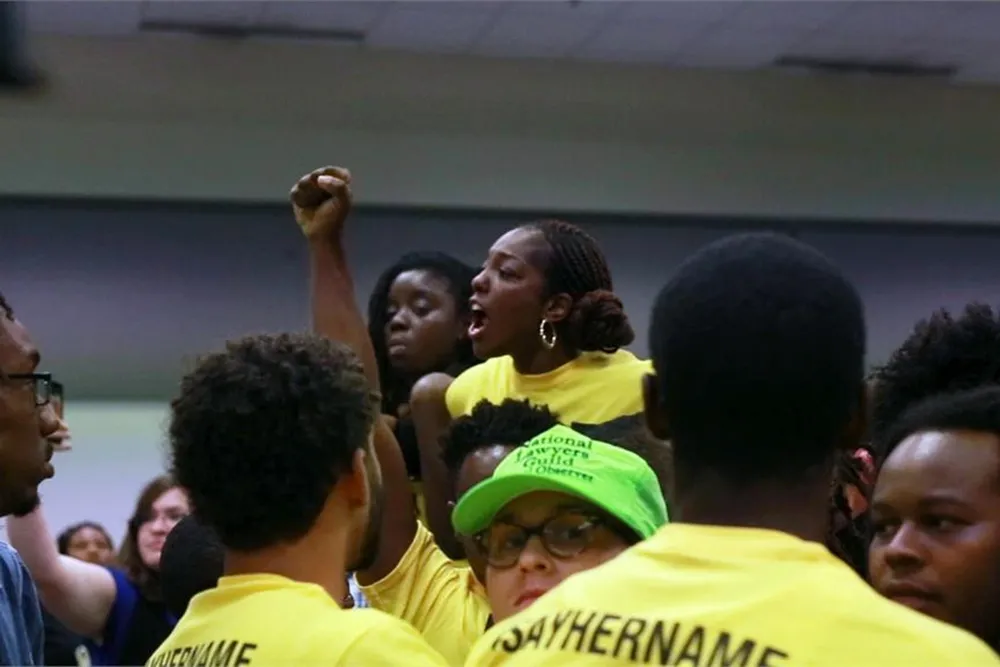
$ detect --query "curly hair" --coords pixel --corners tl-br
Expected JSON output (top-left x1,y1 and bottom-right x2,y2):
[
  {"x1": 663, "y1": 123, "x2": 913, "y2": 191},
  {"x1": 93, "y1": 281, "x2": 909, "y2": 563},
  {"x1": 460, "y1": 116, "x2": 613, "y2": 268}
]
[
  {"x1": 169, "y1": 333, "x2": 379, "y2": 551},
  {"x1": 871, "y1": 303, "x2": 1000, "y2": 458},
  {"x1": 440, "y1": 399, "x2": 559, "y2": 483},
  {"x1": 525, "y1": 219, "x2": 635, "y2": 353},
  {"x1": 366, "y1": 251, "x2": 479, "y2": 416}
]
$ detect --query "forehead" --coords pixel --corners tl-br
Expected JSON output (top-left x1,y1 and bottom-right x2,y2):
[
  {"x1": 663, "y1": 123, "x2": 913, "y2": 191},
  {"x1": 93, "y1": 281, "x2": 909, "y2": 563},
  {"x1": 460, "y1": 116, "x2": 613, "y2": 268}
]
[
  {"x1": 0, "y1": 318, "x2": 39, "y2": 371},
  {"x1": 875, "y1": 430, "x2": 1000, "y2": 502},
  {"x1": 151, "y1": 487, "x2": 188, "y2": 511},
  {"x1": 71, "y1": 527, "x2": 108, "y2": 543},
  {"x1": 390, "y1": 269, "x2": 451, "y2": 296},
  {"x1": 457, "y1": 445, "x2": 515, "y2": 490},
  {"x1": 489, "y1": 228, "x2": 547, "y2": 263},
  {"x1": 496, "y1": 490, "x2": 595, "y2": 524}
]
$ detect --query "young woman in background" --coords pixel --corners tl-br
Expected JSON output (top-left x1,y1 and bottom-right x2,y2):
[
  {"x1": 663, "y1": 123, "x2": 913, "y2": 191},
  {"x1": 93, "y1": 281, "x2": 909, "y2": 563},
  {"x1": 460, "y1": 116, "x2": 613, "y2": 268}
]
[
  {"x1": 411, "y1": 219, "x2": 650, "y2": 555},
  {"x1": 8, "y1": 475, "x2": 189, "y2": 665},
  {"x1": 366, "y1": 251, "x2": 479, "y2": 478},
  {"x1": 44, "y1": 521, "x2": 117, "y2": 666}
]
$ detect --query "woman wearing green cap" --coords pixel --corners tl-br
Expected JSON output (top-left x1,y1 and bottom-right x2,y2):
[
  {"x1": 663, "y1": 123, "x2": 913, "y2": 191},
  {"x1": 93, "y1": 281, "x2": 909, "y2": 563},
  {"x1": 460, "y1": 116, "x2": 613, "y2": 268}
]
[{"x1": 452, "y1": 423, "x2": 670, "y2": 623}]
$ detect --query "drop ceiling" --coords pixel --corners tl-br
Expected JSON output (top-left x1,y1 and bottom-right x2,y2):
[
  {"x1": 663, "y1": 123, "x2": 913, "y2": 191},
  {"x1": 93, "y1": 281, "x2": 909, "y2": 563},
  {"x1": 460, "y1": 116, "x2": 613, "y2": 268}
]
[{"x1": 23, "y1": 1, "x2": 1000, "y2": 84}]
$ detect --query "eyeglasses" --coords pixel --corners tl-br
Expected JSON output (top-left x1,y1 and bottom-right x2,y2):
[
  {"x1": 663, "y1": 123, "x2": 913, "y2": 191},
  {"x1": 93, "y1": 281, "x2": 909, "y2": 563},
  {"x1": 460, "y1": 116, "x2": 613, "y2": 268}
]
[
  {"x1": 474, "y1": 511, "x2": 609, "y2": 570},
  {"x1": 4, "y1": 372, "x2": 53, "y2": 407}
]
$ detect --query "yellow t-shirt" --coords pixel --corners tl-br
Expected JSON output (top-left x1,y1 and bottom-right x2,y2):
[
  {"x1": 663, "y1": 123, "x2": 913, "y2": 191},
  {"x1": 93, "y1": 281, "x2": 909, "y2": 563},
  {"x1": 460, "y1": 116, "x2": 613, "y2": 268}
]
[
  {"x1": 446, "y1": 351, "x2": 651, "y2": 424},
  {"x1": 466, "y1": 524, "x2": 1000, "y2": 666},
  {"x1": 361, "y1": 522, "x2": 491, "y2": 666},
  {"x1": 146, "y1": 573, "x2": 448, "y2": 667}
]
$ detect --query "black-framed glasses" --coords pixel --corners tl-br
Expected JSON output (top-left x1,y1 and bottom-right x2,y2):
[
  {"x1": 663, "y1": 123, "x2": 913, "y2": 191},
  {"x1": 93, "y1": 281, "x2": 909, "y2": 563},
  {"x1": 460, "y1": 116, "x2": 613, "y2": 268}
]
[
  {"x1": 4, "y1": 372, "x2": 53, "y2": 407},
  {"x1": 474, "y1": 511, "x2": 608, "y2": 570}
]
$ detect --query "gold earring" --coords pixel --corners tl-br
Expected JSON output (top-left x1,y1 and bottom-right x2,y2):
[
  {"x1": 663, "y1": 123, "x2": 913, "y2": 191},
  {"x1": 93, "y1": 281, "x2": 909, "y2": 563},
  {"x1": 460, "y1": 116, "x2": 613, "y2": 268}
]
[{"x1": 539, "y1": 319, "x2": 557, "y2": 350}]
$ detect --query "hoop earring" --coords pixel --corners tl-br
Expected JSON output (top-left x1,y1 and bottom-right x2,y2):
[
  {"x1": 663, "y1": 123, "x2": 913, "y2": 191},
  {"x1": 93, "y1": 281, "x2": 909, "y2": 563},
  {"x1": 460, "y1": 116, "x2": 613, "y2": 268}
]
[{"x1": 539, "y1": 319, "x2": 557, "y2": 350}]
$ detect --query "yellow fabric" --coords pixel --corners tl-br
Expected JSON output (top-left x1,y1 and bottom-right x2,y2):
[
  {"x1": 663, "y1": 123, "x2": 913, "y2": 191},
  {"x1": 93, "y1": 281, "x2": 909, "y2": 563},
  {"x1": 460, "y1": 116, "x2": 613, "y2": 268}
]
[
  {"x1": 361, "y1": 522, "x2": 490, "y2": 666},
  {"x1": 445, "y1": 351, "x2": 650, "y2": 423},
  {"x1": 466, "y1": 524, "x2": 1000, "y2": 666},
  {"x1": 410, "y1": 481, "x2": 470, "y2": 570},
  {"x1": 146, "y1": 573, "x2": 448, "y2": 667}
]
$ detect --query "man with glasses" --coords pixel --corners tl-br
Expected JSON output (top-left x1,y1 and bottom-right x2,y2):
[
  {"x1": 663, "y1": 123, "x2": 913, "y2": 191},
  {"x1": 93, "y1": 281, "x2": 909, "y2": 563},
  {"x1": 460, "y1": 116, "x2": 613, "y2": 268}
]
[{"x1": 0, "y1": 293, "x2": 60, "y2": 665}]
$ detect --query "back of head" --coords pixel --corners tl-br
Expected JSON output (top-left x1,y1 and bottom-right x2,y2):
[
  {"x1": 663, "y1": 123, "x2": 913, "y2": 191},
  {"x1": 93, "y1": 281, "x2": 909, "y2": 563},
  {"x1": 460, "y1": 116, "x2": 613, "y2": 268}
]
[
  {"x1": 871, "y1": 303, "x2": 1000, "y2": 457},
  {"x1": 649, "y1": 232, "x2": 866, "y2": 481},
  {"x1": 160, "y1": 515, "x2": 224, "y2": 617},
  {"x1": 529, "y1": 219, "x2": 634, "y2": 353},
  {"x1": 441, "y1": 399, "x2": 559, "y2": 475},
  {"x1": 168, "y1": 333, "x2": 378, "y2": 551}
]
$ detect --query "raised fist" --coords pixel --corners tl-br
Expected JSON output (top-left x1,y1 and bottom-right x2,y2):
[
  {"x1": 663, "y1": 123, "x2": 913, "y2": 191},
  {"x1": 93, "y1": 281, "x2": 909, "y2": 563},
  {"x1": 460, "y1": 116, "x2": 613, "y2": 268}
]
[{"x1": 290, "y1": 166, "x2": 352, "y2": 242}]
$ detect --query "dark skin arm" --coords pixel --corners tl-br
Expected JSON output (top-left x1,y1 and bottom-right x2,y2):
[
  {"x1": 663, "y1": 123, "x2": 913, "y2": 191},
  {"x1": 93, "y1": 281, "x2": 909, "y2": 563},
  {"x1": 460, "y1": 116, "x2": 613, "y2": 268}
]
[
  {"x1": 290, "y1": 166, "x2": 416, "y2": 585},
  {"x1": 411, "y1": 373, "x2": 465, "y2": 558}
]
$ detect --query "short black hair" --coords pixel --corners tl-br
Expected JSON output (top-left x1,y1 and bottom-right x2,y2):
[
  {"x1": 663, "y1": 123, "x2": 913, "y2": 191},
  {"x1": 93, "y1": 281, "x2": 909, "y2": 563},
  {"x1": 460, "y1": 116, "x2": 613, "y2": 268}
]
[
  {"x1": 649, "y1": 232, "x2": 866, "y2": 480},
  {"x1": 0, "y1": 292, "x2": 12, "y2": 320},
  {"x1": 526, "y1": 219, "x2": 634, "y2": 353},
  {"x1": 159, "y1": 515, "x2": 224, "y2": 617},
  {"x1": 169, "y1": 333, "x2": 378, "y2": 551},
  {"x1": 574, "y1": 415, "x2": 674, "y2": 502},
  {"x1": 871, "y1": 303, "x2": 1000, "y2": 458},
  {"x1": 367, "y1": 251, "x2": 479, "y2": 415},
  {"x1": 440, "y1": 399, "x2": 559, "y2": 480},
  {"x1": 881, "y1": 385, "x2": 1000, "y2": 461}
]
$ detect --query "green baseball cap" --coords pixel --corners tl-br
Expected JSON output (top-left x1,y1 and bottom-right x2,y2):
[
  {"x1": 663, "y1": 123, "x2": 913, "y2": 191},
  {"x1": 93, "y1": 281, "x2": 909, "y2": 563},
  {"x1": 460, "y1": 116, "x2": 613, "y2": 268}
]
[{"x1": 451, "y1": 424, "x2": 669, "y2": 539}]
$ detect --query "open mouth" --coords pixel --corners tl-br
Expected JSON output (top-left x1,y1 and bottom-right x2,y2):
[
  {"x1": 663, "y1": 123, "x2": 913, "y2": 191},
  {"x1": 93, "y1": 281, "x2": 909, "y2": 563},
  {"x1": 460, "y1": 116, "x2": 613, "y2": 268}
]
[{"x1": 469, "y1": 303, "x2": 489, "y2": 339}]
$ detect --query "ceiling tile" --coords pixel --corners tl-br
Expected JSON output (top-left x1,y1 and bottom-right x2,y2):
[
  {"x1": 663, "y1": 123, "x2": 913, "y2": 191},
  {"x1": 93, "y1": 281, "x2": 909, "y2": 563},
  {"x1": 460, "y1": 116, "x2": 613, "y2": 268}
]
[
  {"x1": 141, "y1": 1, "x2": 265, "y2": 26},
  {"x1": 26, "y1": 1, "x2": 143, "y2": 35},
  {"x1": 500, "y1": 0, "x2": 624, "y2": 19},
  {"x1": 256, "y1": 1, "x2": 391, "y2": 32},
  {"x1": 472, "y1": 10, "x2": 605, "y2": 59},
  {"x1": 365, "y1": 4, "x2": 501, "y2": 53},
  {"x1": 929, "y1": 3, "x2": 1000, "y2": 42},
  {"x1": 617, "y1": 0, "x2": 743, "y2": 24},
  {"x1": 818, "y1": 1, "x2": 966, "y2": 39},
  {"x1": 726, "y1": 1, "x2": 850, "y2": 31}
]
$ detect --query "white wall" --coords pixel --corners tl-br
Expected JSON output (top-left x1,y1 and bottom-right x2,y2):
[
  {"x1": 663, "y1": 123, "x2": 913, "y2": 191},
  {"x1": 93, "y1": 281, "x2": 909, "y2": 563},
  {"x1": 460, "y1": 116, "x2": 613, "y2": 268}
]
[
  {"x1": 1, "y1": 35, "x2": 1000, "y2": 223},
  {"x1": 0, "y1": 403, "x2": 169, "y2": 546}
]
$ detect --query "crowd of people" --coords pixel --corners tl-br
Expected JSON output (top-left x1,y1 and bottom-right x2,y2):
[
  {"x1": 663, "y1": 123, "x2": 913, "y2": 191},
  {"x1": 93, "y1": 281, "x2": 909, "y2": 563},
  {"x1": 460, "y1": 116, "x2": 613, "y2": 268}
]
[{"x1": 1, "y1": 164, "x2": 1000, "y2": 665}]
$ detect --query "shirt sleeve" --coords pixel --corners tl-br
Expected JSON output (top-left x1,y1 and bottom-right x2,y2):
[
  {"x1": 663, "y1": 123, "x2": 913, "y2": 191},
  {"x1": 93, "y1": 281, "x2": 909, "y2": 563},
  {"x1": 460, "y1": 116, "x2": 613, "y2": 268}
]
[
  {"x1": 338, "y1": 613, "x2": 451, "y2": 666},
  {"x1": 16, "y1": 554, "x2": 44, "y2": 665},
  {"x1": 360, "y1": 523, "x2": 490, "y2": 665}
]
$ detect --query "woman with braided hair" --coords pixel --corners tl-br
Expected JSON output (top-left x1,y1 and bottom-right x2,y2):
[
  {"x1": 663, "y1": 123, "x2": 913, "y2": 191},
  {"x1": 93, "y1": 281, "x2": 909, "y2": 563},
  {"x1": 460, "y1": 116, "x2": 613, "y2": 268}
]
[
  {"x1": 411, "y1": 219, "x2": 650, "y2": 557},
  {"x1": 827, "y1": 447, "x2": 875, "y2": 577}
]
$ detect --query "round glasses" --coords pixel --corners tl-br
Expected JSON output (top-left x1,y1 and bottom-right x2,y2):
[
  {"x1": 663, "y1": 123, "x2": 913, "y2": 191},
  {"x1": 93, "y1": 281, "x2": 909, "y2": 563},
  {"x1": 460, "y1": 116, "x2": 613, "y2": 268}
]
[{"x1": 474, "y1": 511, "x2": 609, "y2": 570}]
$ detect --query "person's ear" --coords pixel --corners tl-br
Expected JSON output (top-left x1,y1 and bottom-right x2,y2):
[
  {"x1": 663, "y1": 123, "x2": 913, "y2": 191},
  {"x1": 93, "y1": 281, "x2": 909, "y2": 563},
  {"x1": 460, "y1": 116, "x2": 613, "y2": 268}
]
[{"x1": 542, "y1": 293, "x2": 573, "y2": 325}]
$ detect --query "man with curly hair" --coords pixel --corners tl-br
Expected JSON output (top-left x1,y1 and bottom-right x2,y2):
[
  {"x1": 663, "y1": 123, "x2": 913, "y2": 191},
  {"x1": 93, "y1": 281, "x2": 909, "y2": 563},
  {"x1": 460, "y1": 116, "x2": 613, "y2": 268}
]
[
  {"x1": 870, "y1": 303, "x2": 1000, "y2": 457},
  {"x1": 146, "y1": 333, "x2": 447, "y2": 667}
]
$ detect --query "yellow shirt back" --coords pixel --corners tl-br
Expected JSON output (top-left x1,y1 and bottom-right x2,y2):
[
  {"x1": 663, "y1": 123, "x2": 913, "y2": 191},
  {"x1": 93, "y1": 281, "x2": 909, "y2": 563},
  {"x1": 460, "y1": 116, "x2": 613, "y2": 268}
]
[
  {"x1": 466, "y1": 524, "x2": 1000, "y2": 666},
  {"x1": 146, "y1": 573, "x2": 448, "y2": 667},
  {"x1": 446, "y1": 351, "x2": 650, "y2": 424},
  {"x1": 361, "y1": 522, "x2": 491, "y2": 666}
]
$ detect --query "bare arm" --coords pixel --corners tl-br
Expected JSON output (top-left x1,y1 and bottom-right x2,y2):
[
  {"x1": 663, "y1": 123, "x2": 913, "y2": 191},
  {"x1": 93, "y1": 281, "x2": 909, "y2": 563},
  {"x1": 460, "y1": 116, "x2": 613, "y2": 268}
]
[
  {"x1": 410, "y1": 373, "x2": 464, "y2": 559},
  {"x1": 291, "y1": 167, "x2": 417, "y2": 584},
  {"x1": 6, "y1": 507, "x2": 116, "y2": 639}
]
